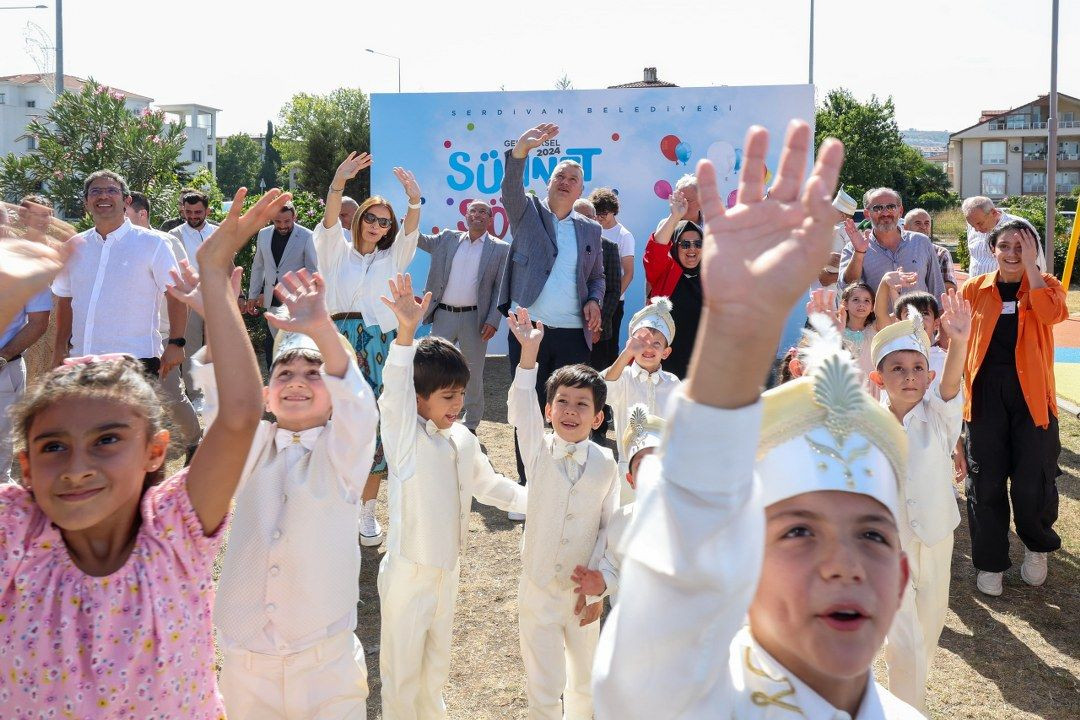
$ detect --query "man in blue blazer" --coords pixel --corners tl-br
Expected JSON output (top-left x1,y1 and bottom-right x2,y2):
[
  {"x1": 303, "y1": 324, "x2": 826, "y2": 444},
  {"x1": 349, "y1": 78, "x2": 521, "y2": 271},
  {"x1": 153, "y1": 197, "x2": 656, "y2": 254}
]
[{"x1": 500, "y1": 122, "x2": 606, "y2": 498}]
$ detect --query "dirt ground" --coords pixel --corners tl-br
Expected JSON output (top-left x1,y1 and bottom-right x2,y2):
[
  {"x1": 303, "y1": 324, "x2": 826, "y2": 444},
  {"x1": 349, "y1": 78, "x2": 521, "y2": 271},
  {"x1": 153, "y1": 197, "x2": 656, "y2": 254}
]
[{"x1": 346, "y1": 356, "x2": 1080, "y2": 719}]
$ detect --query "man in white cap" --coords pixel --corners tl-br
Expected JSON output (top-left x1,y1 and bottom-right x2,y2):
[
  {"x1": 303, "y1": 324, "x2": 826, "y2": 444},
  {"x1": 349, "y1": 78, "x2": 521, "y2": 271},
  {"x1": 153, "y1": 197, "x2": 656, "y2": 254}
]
[
  {"x1": 593, "y1": 121, "x2": 922, "y2": 718},
  {"x1": 602, "y1": 298, "x2": 680, "y2": 502},
  {"x1": 809, "y1": 187, "x2": 861, "y2": 303}
]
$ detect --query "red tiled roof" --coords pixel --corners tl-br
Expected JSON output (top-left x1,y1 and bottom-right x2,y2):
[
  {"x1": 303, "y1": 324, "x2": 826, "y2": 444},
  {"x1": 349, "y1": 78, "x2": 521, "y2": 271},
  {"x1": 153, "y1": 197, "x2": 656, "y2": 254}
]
[{"x1": 0, "y1": 73, "x2": 153, "y2": 102}]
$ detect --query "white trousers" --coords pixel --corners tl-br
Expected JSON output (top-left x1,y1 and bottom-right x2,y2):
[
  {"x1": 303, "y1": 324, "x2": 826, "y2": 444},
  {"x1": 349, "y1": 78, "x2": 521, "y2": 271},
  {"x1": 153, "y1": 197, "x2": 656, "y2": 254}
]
[
  {"x1": 219, "y1": 630, "x2": 368, "y2": 720},
  {"x1": 885, "y1": 533, "x2": 953, "y2": 713},
  {"x1": 377, "y1": 554, "x2": 460, "y2": 720},
  {"x1": 0, "y1": 358, "x2": 26, "y2": 481},
  {"x1": 518, "y1": 575, "x2": 599, "y2": 720}
]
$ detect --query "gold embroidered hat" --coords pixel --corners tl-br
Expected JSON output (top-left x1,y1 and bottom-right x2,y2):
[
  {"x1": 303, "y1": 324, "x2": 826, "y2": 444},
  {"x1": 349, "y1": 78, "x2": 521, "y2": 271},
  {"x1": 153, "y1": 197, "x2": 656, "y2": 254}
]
[
  {"x1": 757, "y1": 315, "x2": 907, "y2": 519},
  {"x1": 870, "y1": 306, "x2": 932, "y2": 369},
  {"x1": 628, "y1": 297, "x2": 676, "y2": 345},
  {"x1": 623, "y1": 404, "x2": 665, "y2": 468}
]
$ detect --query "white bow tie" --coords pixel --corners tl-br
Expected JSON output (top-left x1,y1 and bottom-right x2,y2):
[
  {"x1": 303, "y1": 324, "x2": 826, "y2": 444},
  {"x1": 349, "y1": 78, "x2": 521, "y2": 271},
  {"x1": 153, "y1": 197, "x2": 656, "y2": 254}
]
[
  {"x1": 425, "y1": 419, "x2": 454, "y2": 440},
  {"x1": 553, "y1": 437, "x2": 588, "y2": 466},
  {"x1": 274, "y1": 427, "x2": 323, "y2": 452},
  {"x1": 633, "y1": 366, "x2": 660, "y2": 385}
]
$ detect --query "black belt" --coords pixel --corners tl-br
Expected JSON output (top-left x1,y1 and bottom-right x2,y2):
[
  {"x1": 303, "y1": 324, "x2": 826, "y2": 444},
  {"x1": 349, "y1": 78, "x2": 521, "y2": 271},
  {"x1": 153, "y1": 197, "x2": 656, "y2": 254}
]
[{"x1": 437, "y1": 303, "x2": 477, "y2": 313}]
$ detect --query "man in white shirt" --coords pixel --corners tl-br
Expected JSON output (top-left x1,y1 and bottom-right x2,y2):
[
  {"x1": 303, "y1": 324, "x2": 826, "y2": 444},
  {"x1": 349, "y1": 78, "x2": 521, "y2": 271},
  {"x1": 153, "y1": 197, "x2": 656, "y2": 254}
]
[
  {"x1": 51, "y1": 170, "x2": 186, "y2": 379},
  {"x1": 169, "y1": 190, "x2": 218, "y2": 400},
  {"x1": 590, "y1": 188, "x2": 635, "y2": 356},
  {"x1": 417, "y1": 200, "x2": 510, "y2": 432},
  {"x1": 962, "y1": 196, "x2": 1043, "y2": 276}
]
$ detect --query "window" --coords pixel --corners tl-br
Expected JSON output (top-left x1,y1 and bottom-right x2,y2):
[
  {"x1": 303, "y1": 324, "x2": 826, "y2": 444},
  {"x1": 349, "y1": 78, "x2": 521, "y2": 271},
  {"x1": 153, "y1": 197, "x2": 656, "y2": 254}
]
[
  {"x1": 206, "y1": 144, "x2": 213, "y2": 157},
  {"x1": 1063, "y1": 112, "x2": 1076, "y2": 123},
  {"x1": 195, "y1": 112, "x2": 212, "y2": 129},
  {"x1": 1057, "y1": 171, "x2": 1079, "y2": 192},
  {"x1": 982, "y1": 140, "x2": 1007, "y2": 165},
  {"x1": 1058, "y1": 141, "x2": 1080, "y2": 161},
  {"x1": 26, "y1": 100, "x2": 35, "y2": 108},
  {"x1": 0, "y1": 93, "x2": 6, "y2": 104},
  {"x1": 1023, "y1": 141, "x2": 1047, "y2": 161},
  {"x1": 981, "y1": 170, "x2": 1006, "y2": 196},
  {"x1": 26, "y1": 136, "x2": 37, "y2": 151},
  {"x1": 207, "y1": 162, "x2": 213, "y2": 174},
  {"x1": 192, "y1": 149, "x2": 202, "y2": 162},
  {"x1": 1023, "y1": 172, "x2": 1047, "y2": 193}
]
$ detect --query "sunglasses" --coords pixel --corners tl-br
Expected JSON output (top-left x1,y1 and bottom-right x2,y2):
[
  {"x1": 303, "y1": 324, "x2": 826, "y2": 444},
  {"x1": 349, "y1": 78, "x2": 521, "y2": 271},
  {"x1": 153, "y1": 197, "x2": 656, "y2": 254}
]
[
  {"x1": 677, "y1": 239, "x2": 703, "y2": 250},
  {"x1": 361, "y1": 212, "x2": 392, "y2": 228},
  {"x1": 869, "y1": 203, "x2": 899, "y2": 213}
]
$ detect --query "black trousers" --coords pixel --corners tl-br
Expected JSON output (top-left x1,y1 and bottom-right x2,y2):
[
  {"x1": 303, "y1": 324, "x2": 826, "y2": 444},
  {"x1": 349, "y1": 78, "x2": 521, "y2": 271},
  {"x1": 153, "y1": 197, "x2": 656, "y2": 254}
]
[
  {"x1": 507, "y1": 324, "x2": 591, "y2": 486},
  {"x1": 965, "y1": 368, "x2": 1061, "y2": 572}
]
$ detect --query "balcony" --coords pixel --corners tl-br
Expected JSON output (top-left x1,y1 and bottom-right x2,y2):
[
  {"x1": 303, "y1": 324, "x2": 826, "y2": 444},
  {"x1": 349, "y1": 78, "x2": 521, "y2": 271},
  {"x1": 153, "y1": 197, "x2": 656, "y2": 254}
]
[{"x1": 989, "y1": 119, "x2": 1080, "y2": 131}]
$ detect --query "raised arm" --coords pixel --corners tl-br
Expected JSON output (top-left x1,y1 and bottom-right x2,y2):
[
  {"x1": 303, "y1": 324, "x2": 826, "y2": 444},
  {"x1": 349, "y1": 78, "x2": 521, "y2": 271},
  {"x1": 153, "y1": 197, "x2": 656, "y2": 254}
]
[
  {"x1": 393, "y1": 167, "x2": 421, "y2": 237},
  {"x1": 839, "y1": 220, "x2": 869, "y2": 284},
  {"x1": 323, "y1": 152, "x2": 371, "y2": 230},
  {"x1": 181, "y1": 188, "x2": 293, "y2": 534},
  {"x1": 937, "y1": 290, "x2": 971, "y2": 403},
  {"x1": 652, "y1": 190, "x2": 688, "y2": 246},
  {"x1": 0, "y1": 208, "x2": 74, "y2": 329},
  {"x1": 506, "y1": 307, "x2": 547, "y2": 469},
  {"x1": 874, "y1": 268, "x2": 917, "y2": 330},
  {"x1": 503, "y1": 124, "x2": 558, "y2": 225}
]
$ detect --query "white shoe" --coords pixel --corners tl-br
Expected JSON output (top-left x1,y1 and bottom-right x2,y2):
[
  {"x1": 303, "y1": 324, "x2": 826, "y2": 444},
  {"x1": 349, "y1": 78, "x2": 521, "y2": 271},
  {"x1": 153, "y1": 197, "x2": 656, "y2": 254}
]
[
  {"x1": 976, "y1": 570, "x2": 1003, "y2": 596},
  {"x1": 359, "y1": 499, "x2": 384, "y2": 547},
  {"x1": 507, "y1": 511, "x2": 526, "y2": 522},
  {"x1": 1020, "y1": 549, "x2": 1048, "y2": 586}
]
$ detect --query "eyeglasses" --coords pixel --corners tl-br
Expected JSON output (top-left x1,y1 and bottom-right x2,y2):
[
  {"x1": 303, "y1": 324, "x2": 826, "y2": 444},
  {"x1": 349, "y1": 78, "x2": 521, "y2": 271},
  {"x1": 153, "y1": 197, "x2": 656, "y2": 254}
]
[
  {"x1": 361, "y1": 212, "x2": 391, "y2": 228},
  {"x1": 87, "y1": 187, "x2": 123, "y2": 197},
  {"x1": 869, "y1": 203, "x2": 899, "y2": 213},
  {"x1": 677, "y1": 239, "x2": 703, "y2": 250}
]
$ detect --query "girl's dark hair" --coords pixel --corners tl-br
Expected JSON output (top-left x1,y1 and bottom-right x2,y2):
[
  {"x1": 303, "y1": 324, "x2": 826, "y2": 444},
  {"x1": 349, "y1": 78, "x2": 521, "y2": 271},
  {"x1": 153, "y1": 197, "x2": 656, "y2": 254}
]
[
  {"x1": 350, "y1": 196, "x2": 399, "y2": 253},
  {"x1": 545, "y1": 363, "x2": 607, "y2": 409},
  {"x1": 987, "y1": 218, "x2": 1039, "y2": 249},
  {"x1": 414, "y1": 336, "x2": 469, "y2": 398},
  {"x1": 13, "y1": 357, "x2": 174, "y2": 488},
  {"x1": 841, "y1": 282, "x2": 877, "y2": 327},
  {"x1": 894, "y1": 291, "x2": 941, "y2": 321}
]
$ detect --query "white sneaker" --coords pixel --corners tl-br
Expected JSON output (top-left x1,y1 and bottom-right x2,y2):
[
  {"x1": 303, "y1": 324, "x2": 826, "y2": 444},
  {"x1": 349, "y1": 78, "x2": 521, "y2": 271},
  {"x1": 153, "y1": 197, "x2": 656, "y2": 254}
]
[
  {"x1": 359, "y1": 499, "x2": 384, "y2": 547},
  {"x1": 1020, "y1": 549, "x2": 1048, "y2": 586},
  {"x1": 507, "y1": 511, "x2": 526, "y2": 522},
  {"x1": 976, "y1": 570, "x2": 1003, "y2": 596}
]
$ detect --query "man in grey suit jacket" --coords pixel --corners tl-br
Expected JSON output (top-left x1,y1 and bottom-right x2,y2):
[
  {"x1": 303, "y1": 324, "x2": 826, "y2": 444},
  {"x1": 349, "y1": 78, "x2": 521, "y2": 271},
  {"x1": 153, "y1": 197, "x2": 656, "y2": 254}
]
[
  {"x1": 500, "y1": 122, "x2": 605, "y2": 494},
  {"x1": 418, "y1": 200, "x2": 509, "y2": 432},
  {"x1": 245, "y1": 202, "x2": 318, "y2": 363}
]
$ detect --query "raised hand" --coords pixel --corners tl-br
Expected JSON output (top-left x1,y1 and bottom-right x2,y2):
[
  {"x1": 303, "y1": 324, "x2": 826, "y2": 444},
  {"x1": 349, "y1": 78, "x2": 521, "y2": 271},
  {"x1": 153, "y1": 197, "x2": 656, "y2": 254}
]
[
  {"x1": 939, "y1": 289, "x2": 972, "y2": 342},
  {"x1": 805, "y1": 287, "x2": 842, "y2": 331},
  {"x1": 197, "y1": 188, "x2": 292, "y2": 273},
  {"x1": 844, "y1": 217, "x2": 869, "y2": 252},
  {"x1": 506, "y1": 306, "x2": 544, "y2": 350},
  {"x1": 392, "y1": 167, "x2": 421, "y2": 203},
  {"x1": 166, "y1": 260, "x2": 243, "y2": 318},
  {"x1": 668, "y1": 189, "x2": 689, "y2": 220},
  {"x1": 378, "y1": 272, "x2": 431, "y2": 332},
  {"x1": 513, "y1": 123, "x2": 559, "y2": 158},
  {"x1": 334, "y1": 151, "x2": 372, "y2": 184},
  {"x1": 696, "y1": 121, "x2": 843, "y2": 330},
  {"x1": 1019, "y1": 227, "x2": 1041, "y2": 271},
  {"x1": 262, "y1": 269, "x2": 333, "y2": 337},
  {"x1": 624, "y1": 330, "x2": 649, "y2": 361},
  {"x1": 0, "y1": 236, "x2": 73, "y2": 307},
  {"x1": 882, "y1": 267, "x2": 918, "y2": 296}
]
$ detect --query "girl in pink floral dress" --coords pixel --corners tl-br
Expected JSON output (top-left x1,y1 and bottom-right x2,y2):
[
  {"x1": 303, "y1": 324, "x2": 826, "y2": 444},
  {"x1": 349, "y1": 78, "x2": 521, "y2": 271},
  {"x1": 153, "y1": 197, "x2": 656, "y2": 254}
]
[{"x1": 0, "y1": 188, "x2": 290, "y2": 719}]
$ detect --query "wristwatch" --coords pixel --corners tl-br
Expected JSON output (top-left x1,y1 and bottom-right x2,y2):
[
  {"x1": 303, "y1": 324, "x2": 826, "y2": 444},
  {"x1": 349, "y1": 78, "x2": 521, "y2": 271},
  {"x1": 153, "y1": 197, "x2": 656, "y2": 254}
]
[{"x1": 167, "y1": 337, "x2": 187, "y2": 348}]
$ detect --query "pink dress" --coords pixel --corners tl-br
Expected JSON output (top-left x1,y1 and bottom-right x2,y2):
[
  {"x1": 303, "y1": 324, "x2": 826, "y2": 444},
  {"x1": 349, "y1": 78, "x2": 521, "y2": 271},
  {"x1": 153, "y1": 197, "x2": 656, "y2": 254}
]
[{"x1": 0, "y1": 470, "x2": 227, "y2": 719}]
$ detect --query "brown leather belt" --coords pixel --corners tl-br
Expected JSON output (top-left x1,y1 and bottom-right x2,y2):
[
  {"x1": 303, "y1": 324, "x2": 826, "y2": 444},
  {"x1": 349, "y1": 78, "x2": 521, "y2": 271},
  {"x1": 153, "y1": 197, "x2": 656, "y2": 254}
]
[{"x1": 331, "y1": 312, "x2": 366, "y2": 321}]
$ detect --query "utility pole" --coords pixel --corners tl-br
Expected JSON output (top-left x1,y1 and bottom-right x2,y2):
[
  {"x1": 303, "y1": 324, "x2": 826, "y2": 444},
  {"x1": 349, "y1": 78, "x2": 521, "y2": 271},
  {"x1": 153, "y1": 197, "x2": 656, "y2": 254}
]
[
  {"x1": 1047, "y1": 0, "x2": 1059, "y2": 273},
  {"x1": 54, "y1": 0, "x2": 63, "y2": 96}
]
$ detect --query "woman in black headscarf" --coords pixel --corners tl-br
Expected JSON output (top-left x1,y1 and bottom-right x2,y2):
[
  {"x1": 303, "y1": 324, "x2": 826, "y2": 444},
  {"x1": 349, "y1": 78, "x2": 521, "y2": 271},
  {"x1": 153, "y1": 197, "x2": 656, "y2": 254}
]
[{"x1": 642, "y1": 219, "x2": 703, "y2": 378}]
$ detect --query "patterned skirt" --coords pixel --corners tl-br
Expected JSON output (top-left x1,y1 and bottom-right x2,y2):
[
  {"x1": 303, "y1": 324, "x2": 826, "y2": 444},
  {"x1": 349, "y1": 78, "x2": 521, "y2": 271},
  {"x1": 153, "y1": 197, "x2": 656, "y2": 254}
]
[{"x1": 334, "y1": 315, "x2": 397, "y2": 475}]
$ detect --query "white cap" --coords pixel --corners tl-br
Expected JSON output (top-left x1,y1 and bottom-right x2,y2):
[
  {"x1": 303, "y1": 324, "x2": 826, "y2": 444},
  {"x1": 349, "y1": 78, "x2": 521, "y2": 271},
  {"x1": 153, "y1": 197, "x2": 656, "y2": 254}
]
[
  {"x1": 628, "y1": 297, "x2": 676, "y2": 344},
  {"x1": 833, "y1": 187, "x2": 857, "y2": 216}
]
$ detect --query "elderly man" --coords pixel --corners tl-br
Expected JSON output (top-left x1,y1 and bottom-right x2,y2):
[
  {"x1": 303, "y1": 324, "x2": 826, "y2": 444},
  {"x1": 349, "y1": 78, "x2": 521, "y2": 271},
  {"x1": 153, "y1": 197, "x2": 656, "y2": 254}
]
[
  {"x1": 417, "y1": 199, "x2": 510, "y2": 433},
  {"x1": 339, "y1": 196, "x2": 360, "y2": 240},
  {"x1": 52, "y1": 170, "x2": 186, "y2": 380},
  {"x1": 500, "y1": 122, "x2": 605, "y2": 495},
  {"x1": 963, "y1": 196, "x2": 1044, "y2": 277},
  {"x1": 840, "y1": 187, "x2": 945, "y2": 301},
  {"x1": 904, "y1": 208, "x2": 957, "y2": 292}
]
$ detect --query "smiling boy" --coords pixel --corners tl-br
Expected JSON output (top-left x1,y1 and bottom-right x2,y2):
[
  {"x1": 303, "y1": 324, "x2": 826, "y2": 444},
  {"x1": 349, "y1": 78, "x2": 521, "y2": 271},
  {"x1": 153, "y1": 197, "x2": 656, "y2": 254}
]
[{"x1": 508, "y1": 306, "x2": 619, "y2": 720}]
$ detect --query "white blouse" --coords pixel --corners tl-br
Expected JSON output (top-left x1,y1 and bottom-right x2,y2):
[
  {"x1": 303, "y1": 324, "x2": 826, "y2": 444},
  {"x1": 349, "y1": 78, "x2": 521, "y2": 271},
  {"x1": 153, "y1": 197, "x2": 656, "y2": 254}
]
[{"x1": 313, "y1": 219, "x2": 419, "y2": 331}]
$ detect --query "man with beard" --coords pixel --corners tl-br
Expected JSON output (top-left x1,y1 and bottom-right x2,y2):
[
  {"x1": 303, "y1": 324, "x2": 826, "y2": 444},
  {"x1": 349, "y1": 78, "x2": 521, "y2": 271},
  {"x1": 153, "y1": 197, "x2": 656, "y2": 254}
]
[{"x1": 169, "y1": 190, "x2": 218, "y2": 399}]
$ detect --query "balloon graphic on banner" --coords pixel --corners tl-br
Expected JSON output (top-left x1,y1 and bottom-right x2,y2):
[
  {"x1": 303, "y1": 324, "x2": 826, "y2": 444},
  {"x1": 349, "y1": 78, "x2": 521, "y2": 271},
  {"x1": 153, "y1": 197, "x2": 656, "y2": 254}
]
[
  {"x1": 706, "y1": 141, "x2": 736, "y2": 175},
  {"x1": 733, "y1": 148, "x2": 743, "y2": 172},
  {"x1": 726, "y1": 190, "x2": 738, "y2": 208},
  {"x1": 660, "y1": 135, "x2": 681, "y2": 163},
  {"x1": 654, "y1": 179, "x2": 673, "y2": 199},
  {"x1": 675, "y1": 141, "x2": 692, "y2": 165}
]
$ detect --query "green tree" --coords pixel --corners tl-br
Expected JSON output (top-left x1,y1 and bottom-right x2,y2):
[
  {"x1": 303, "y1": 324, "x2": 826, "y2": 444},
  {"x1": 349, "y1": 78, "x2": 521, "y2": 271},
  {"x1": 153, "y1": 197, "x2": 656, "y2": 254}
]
[
  {"x1": 216, "y1": 134, "x2": 263, "y2": 196},
  {"x1": 274, "y1": 88, "x2": 370, "y2": 199},
  {"x1": 0, "y1": 79, "x2": 186, "y2": 217},
  {"x1": 555, "y1": 74, "x2": 573, "y2": 90},
  {"x1": 890, "y1": 144, "x2": 954, "y2": 209},
  {"x1": 260, "y1": 120, "x2": 283, "y2": 192}
]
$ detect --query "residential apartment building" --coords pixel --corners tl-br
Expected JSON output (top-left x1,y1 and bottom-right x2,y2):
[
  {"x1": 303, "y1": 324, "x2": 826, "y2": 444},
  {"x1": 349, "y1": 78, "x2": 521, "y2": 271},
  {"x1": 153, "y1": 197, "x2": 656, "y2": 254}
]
[
  {"x1": 948, "y1": 92, "x2": 1080, "y2": 199},
  {"x1": 0, "y1": 74, "x2": 219, "y2": 177}
]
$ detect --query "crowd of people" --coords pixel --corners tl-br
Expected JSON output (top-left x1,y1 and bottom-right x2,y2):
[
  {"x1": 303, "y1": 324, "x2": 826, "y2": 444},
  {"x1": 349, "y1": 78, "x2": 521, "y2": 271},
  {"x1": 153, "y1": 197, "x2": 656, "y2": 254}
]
[{"x1": 0, "y1": 117, "x2": 1068, "y2": 720}]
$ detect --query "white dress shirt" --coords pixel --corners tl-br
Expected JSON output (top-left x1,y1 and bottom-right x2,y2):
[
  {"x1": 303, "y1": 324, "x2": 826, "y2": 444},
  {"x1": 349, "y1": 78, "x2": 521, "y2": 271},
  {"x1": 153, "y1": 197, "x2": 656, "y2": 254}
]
[
  {"x1": 605, "y1": 364, "x2": 680, "y2": 475},
  {"x1": 191, "y1": 350, "x2": 378, "y2": 656},
  {"x1": 313, "y1": 219, "x2": 419, "y2": 330},
  {"x1": 440, "y1": 233, "x2": 487, "y2": 306},
  {"x1": 602, "y1": 222, "x2": 636, "y2": 300},
  {"x1": 882, "y1": 385, "x2": 963, "y2": 547},
  {"x1": 380, "y1": 341, "x2": 526, "y2": 570},
  {"x1": 591, "y1": 391, "x2": 922, "y2": 719},
  {"x1": 967, "y1": 211, "x2": 1043, "y2": 276},
  {"x1": 598, "y1": 503, "x2": 634, "y2": 600},
  {"x1": 174, "y1": 221, "x2": 217, "y2": 270},
  {"x1": 52, "y1": 218, "x2": 179, "y2": 358},
  {"x1": 509, "y1": 365, "x2": 619, "y2": 591}
]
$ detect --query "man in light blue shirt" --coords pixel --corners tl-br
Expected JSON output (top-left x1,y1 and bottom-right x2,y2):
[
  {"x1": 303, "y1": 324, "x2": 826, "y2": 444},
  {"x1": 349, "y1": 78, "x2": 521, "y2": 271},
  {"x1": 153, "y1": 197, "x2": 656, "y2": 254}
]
[
  {"x1": 0, "y1": 285, "x2": 52, "y2": 479},
  {"x1": 527, "y1": 216, "x2": 585, "y2": 328}
]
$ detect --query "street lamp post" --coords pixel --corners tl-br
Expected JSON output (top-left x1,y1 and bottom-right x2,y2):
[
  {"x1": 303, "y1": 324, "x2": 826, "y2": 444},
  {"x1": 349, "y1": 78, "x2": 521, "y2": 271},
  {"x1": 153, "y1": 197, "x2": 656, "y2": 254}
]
[
  {"x1": 808, "y1": 0, "x2": 815, "y2": 85},
  {"x1": 54, "y1": 0, "x2": 63, "y2": 96},
  {"x1": 365, "y1": 48, "x2": 401, "y2": 93},
  {"x1": 1047, "y1": 0, "x2": 1059, "y2": 274}
]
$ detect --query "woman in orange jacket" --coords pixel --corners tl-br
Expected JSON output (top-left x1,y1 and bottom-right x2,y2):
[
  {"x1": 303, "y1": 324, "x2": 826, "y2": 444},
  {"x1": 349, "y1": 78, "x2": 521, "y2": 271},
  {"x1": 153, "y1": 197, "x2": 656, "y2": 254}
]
[{"x1": 961, "y1": 220, "x2": 1067, "y2": 597}]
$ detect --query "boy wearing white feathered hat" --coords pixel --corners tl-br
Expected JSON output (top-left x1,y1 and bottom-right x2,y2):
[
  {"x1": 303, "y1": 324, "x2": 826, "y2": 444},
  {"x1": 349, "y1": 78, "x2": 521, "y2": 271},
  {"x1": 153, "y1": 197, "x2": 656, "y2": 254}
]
[
  {"x1": 867, "y1": 294, "x2": 970, "y2": 713},
  {"x1": 602, "y1": 298, "x2": 680, "y2": 504}
]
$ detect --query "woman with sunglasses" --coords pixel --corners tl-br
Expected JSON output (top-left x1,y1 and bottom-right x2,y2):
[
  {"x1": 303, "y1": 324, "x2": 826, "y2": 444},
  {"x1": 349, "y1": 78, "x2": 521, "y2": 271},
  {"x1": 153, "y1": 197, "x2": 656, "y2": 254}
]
[
  {"x1": 315, "y1": 152, "x2": 422, "y2": 547},
  {"x1": 642, "y1": 193, "x2": 704, "y2": 378}
]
